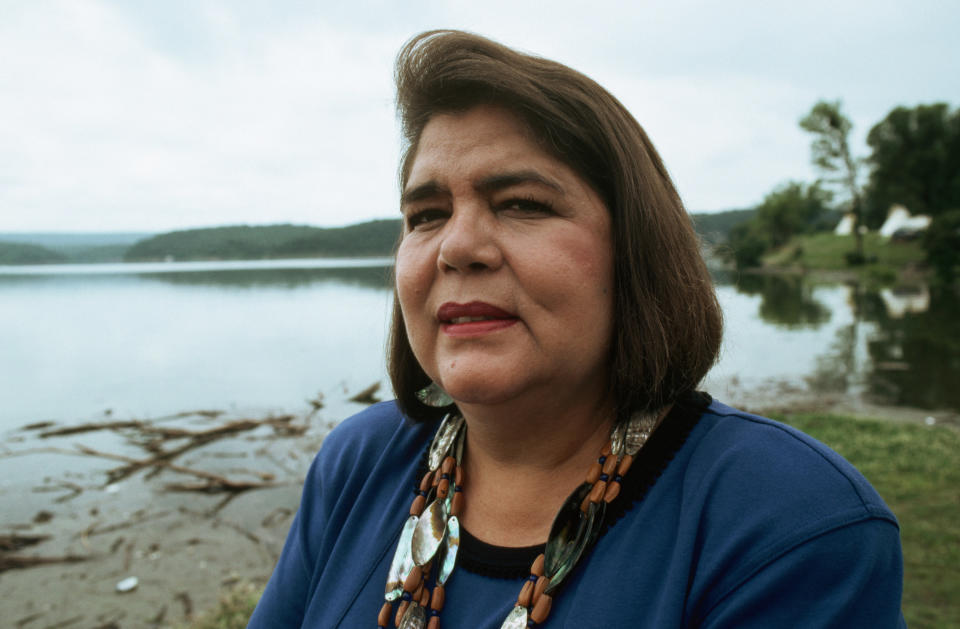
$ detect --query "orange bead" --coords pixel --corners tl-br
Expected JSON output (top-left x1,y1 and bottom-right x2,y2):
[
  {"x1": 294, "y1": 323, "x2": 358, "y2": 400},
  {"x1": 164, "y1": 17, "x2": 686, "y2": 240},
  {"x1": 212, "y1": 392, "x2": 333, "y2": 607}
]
[
  {"x1": 531, "y1": 553, "x2": 545, "y2": 576},
  {"x1": 532, "y1": 575, "x2": 550, "y2": 606},
  {"x1": 580, "y1": 493, "x2": 592, "y2": 513},
  {"x1": 378, "y1": 601, "x2": 393, "y2": 627},
  {"x1": 437, "y1": 478, "x2": 450, "y2": 498},
  {"x1": 451, "y1": 491, "x2": 464, "y2": 517},
  {"x1": 420, "y1": 587, "x2": 430, "y2": 607},
  {"x1": 455, "y1": 466, "x2": 463, "y2": 485},
  {"x1": 517, "y1": 580, "x2": 534, "y2": 607},
  {"x1": 617, "y1": 454, "x2": 634, "y2": 476},
  {"x1": 603, "y1": 480, "x2": 622, "y2": 503},
  {"x1": 410, "y1": 495, "x2": 426, "y2": 516},
  {"x1": 601, "y1": 441, "x2": 612, "y2": 456},
  {"x1": 395, "y1": 601, "x2": 408, "y2": 627},
  {"x1": 419, "y1": 472, "x2": 434, "y2": 492},
  {"x1": 403, "y1": 565, "x2": 422, "y2": 593},
  {"x1": 431, "y1": 584, "x2": 446, "y2": 611},
  {"x1": 585, "y1": 461, "x2": 602, "y2": 484},
  {"x1": 427, "y1": 617, "x2": 440, "y2": 629},
  {"x1": 588, "y1": 480, "x2": 607, "y2": 504},
  {"x1": 441, "y1": 456, "x2": 455, "y2": 475},
  {"x1": 530, "y1": 593, "x2": 553, "y2": 624},
  {"x1": 602, "y1": 455, "x2": 618, "y2": 476}
]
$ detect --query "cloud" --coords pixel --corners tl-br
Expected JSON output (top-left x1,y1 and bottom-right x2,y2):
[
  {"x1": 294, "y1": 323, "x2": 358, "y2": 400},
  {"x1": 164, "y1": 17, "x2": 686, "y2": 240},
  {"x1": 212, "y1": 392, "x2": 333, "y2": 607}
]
[{"x1": 1, "y1": 0, "x2": 958, "y2": 231}]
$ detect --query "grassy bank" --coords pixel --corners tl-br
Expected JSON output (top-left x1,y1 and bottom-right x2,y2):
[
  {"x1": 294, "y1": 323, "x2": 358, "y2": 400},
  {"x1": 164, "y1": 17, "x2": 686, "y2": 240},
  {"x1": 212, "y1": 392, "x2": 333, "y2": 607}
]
[
  {"x1": 189, "y1": 413, "x2": 959, "y2": 629},
  {"x1": 763, "y1": 232, "x2": 926, "y2": 283}
]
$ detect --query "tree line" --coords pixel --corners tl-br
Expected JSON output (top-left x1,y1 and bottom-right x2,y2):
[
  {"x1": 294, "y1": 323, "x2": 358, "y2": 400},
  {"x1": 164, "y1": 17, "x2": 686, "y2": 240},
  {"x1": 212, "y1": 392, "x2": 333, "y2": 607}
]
[{"x1": 728, "y1": 102, "x2": 960, "y2": 279}]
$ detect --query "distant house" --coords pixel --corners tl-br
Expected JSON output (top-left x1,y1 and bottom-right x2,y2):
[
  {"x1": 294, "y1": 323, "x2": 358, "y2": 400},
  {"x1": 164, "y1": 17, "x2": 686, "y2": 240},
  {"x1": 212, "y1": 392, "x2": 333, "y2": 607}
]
[{"x1": 879, "y1": 204, "x2": 931, "y2": 239}]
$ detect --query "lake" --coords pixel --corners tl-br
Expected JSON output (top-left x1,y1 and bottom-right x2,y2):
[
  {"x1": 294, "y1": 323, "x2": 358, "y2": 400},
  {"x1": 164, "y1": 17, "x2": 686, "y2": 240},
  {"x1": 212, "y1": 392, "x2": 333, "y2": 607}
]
[{"x1": 1, "y1": 258, "x2": 958, "y2": 431}]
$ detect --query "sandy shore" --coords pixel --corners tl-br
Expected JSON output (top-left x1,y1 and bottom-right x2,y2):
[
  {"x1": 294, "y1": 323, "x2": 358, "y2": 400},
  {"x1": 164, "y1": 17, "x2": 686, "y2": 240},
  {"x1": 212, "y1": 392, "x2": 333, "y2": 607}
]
[{"x1": 1, "y1": 383, "x2": 956, "y2": 629}]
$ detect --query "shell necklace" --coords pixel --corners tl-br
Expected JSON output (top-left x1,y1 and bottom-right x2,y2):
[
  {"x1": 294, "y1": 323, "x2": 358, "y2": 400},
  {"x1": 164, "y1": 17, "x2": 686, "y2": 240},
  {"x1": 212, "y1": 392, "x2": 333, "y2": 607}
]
[{"x1": 377, "y1": 409, "x2": 661, "y2": 629}]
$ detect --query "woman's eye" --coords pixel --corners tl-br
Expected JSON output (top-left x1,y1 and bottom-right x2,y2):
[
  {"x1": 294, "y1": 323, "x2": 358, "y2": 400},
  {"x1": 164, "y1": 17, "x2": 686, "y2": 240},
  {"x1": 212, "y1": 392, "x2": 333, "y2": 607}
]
[
  {"x1": 500, "y1": 197, "x2": 554, "y2": 216},
  {"x1": 405, "y1": 208, "x2": 448, "y2": 230}
]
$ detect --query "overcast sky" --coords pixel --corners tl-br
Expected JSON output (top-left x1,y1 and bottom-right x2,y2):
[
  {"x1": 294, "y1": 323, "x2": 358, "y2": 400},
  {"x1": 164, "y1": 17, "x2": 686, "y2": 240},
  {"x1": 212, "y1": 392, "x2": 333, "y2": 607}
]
[{"x1": 1, "y1": 0, "x2": 957, "y2": 233}]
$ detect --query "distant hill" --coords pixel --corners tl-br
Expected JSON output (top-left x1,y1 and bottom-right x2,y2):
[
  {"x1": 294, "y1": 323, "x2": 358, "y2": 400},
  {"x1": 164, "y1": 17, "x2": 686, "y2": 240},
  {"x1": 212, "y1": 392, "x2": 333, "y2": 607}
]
[
  {"x1": 0, "y1": 241, "x2": 68, "y2": 265},
  {"x1": 123, "y1": 220, "x2": 403, "y2": 262},
  {"x1": 0, "y1": 232, "x2": 153, "y2": 264},
  {"x1": 690, "y1": 209, "x2": 756, "y2": 243}
]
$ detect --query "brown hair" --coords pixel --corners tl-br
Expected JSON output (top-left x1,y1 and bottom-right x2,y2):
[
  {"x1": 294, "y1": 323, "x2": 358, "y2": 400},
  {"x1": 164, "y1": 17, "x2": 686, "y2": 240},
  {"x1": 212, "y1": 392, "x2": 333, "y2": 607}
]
[{"x1": 389, "y1": 30, "x2": 722, "y2": 423}]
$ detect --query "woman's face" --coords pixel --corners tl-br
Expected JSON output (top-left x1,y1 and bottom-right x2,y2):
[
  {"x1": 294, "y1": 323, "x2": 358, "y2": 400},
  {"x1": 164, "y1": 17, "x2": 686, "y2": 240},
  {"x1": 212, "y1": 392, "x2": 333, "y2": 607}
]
[{"x1": 396, "y1": 105, "x2": 614, "y2": 410}]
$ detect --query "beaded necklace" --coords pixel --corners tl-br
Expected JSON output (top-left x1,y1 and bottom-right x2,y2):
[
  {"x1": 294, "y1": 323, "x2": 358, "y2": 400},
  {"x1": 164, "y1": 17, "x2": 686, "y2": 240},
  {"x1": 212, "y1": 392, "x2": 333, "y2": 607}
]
[{"x1": 377, "y1": 408, "x2": 662, "y2": 629}]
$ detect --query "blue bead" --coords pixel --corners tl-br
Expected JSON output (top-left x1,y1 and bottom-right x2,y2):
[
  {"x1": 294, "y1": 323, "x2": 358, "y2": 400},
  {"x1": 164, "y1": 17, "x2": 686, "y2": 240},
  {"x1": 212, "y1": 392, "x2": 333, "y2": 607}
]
[
  {"x1": 599, "y1": 473, "x2": 609, "y2": 482},
  {"x1": 429, "y1": 609, "x2": 440, "y2": 617},
  {"x1": 598, "y1": 455, "x2": 607, "y2": 464},
  {"x1": 401, "y1": 592, "x2": 412, "y2": 601},
  {"x1": 614, "y1": 474, "x2": 623, "y2": 483},
  {"x1": 528, "y1": 574, "x2": 538, "y2": 582},
  {"x1": 441, "y1": 473, "x2": 451, "y2": 480}
]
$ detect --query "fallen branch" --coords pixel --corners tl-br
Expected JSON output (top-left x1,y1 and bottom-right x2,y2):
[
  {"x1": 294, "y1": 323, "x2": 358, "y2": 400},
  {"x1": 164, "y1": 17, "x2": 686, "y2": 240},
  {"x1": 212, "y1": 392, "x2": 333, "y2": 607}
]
[
  {"x1": 0, "y1": 533, "x2": 49, "y2": 552},
  {"x1": 0, "y1": 554, "x2": 89, "y2": 573},
  {"x1": 348, "y1": 381, "x2": 382, "y2": 404}
]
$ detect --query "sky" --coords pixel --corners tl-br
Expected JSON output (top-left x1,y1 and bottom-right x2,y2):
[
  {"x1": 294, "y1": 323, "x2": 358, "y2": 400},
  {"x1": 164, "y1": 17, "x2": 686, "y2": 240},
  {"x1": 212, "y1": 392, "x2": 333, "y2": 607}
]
[{"x1": 1, "y1": 0, "x2": 957, "y2": 233}]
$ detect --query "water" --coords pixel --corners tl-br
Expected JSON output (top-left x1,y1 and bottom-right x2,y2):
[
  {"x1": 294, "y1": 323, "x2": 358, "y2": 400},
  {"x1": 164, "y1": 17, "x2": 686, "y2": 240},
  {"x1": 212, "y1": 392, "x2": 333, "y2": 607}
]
[{"x1": 1, "y1": 259, "x2": 958, "y2": 430}]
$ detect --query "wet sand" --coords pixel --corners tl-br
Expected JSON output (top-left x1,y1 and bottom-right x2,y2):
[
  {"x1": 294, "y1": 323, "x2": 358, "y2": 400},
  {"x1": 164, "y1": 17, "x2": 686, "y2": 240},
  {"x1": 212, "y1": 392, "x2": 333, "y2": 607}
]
[{"x1": 1, "y1": 384, "x2": 956, "y2": 629}]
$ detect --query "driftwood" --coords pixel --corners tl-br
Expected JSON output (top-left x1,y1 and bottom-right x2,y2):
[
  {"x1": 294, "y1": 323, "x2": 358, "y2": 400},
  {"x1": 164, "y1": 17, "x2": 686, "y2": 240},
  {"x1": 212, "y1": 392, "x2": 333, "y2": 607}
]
[
  {"x1": 348, "y1": 381, "x2": 382, "y2": 404},
  {"x1": 0, "y1": 533, "x2": 49, "y2": 552},
  {"x1": 0, "y1": 554, "x2": 89, "y2": 573}
]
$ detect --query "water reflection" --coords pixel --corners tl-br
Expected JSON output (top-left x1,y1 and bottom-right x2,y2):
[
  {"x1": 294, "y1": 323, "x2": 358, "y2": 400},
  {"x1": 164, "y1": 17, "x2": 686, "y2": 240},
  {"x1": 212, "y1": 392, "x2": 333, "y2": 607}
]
[
  {"x1": 137, "y1": 264, "x2": 395, "y2": 290},
  {"x1": 719, "y1": 271, "x2": 960, "y2": 411},
  {"x1": 735, "y1": 274, "x2": 831, "y2": 329}
]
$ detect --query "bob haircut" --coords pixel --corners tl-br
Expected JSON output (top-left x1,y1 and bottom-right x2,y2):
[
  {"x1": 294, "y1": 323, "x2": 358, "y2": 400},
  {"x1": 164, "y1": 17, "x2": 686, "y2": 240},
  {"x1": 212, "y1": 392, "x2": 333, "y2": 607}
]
[{"x1": 389, "y1": 30, "x2": 722, "y2": 423}]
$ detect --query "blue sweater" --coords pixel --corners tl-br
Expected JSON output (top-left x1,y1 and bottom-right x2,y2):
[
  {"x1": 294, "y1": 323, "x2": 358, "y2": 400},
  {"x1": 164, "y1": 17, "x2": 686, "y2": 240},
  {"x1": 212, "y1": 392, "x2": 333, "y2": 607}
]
[{"x1": 249, "y1": 399, "x2": 905, "y2": 628}]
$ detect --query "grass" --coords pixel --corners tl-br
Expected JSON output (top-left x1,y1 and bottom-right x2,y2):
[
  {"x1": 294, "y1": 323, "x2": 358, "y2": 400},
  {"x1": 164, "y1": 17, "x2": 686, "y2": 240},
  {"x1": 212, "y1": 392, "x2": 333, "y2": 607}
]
[
  {"x1": 178, "y1": 581, "x2": 262, "y2": 629},
  {"x1": 776, "y1": 413, "x2": 960, "y2": 629},
  {"x1": 188, "y1": 414, "x2": 959, "y2": 629},
  {"x1": 763, "y1": 232, "x2": 926, "y2": 283}
]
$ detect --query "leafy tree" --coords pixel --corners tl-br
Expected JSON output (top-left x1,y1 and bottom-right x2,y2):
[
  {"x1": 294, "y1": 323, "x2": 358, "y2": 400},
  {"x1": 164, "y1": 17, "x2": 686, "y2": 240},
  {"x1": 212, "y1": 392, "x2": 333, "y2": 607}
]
[
  {"x1": 800, "y1": 101, "x2": 865, "y2": 262},
  {"x1": 726, "y1": 220, "x2": 769, "y2": 269},
  {"x1": 923, "y1": 209, "x2": 960, "y2": 282},
  {"x1": 754, "y1": 181, "x2": 832, "y2": 248},
  {"x1": 864, "y1": 103, "x2": 960, "y2": 227}
]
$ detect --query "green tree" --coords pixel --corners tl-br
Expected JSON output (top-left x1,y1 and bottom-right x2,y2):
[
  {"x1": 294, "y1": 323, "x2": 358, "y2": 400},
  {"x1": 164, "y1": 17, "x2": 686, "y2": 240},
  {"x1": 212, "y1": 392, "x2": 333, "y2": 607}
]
[
  {"x1": 864, "y1": 103, "x2": 960, "y2": 227},
  {"x1": 800, "y1": 101, "x2": 865, "y2": 262},
  {"x1": 755, "y1": 181, "x2": 832, "y2": 248},
  {"x1": 726, "y1": 220, "x2": 769, "y2": 269},
  {"x1": 923, "y1": 209, "x2": 960, "y2": 282}
]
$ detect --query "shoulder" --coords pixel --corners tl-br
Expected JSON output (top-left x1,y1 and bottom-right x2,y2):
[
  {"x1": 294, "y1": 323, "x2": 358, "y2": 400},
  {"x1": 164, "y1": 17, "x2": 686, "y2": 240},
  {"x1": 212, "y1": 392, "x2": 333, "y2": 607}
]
[
  {"x1": 677, "y1": 399, "x2": 902, "y2": 622},
  {"x1": 686, "y1": 399, "x2": 895, "y2": 524},
  {"x1": 309, "y1": 400, "x2": 433, "y2": 490}
]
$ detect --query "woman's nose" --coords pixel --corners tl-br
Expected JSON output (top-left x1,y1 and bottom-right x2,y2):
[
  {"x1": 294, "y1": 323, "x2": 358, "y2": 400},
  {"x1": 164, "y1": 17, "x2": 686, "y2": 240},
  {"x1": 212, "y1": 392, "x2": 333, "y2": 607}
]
[{"x1": 437, "y1": 208, "x2": 503, "y2": 272}]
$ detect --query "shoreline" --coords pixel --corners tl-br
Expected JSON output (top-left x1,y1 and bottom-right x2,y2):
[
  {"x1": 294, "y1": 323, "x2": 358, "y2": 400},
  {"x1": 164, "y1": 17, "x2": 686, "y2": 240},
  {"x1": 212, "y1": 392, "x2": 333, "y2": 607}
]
[{"x1": 1, "y1": 388, "x2": 956, "y2": 628}]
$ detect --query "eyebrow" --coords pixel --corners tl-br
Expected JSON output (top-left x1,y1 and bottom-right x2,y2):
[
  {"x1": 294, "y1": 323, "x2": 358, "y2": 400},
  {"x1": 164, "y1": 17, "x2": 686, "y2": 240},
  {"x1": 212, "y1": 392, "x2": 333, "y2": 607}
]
[{"x1": 401, "y1": 170, "x2": 565, "y2": 208}]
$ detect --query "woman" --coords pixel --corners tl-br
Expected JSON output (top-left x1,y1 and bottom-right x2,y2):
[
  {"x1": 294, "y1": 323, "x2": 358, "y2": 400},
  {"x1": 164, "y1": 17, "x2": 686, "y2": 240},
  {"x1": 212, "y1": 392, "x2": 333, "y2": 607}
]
[{"x1": 249, "y1": 31, "x2": 905, "y2": 628}]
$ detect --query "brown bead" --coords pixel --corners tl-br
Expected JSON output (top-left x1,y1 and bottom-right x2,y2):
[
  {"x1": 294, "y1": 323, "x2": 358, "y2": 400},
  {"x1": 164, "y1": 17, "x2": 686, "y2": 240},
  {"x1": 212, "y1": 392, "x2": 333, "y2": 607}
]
[
  {"x1": 395, "y1": 601, "x2": 408, "y2": 628},
  {"x1": 588, "y1": 480, "x2": 607, "y2": 504},
  {"x1": 431, "y1": 584, "x2": 446, "y2": 611},
  {"x1": 532, "y1": 575, "x2": 550, "y2": 606},
  {"x1": 437, "y1": 477, "x2": 450, "y2": 498},
  {"x1": 530, "y1": 592, "x2": 553, "y2": 624},
  {"x1": 517, "y1": 580, "x2": 534, "y2": 608},
  {"x1": 441, "y1": 456, "x2": 455, "y2": 475},
  {"x1": 427, "y1": 617, "x2": 440, "y2": 629},
  {"x1": 413, "y1": 582, "x2": 424, "y2": 603},
  {"x1": 420, "y1": 587, "x2": 430, "y2": 607},
  {"x1": 419, "y1": 472, "x2": 434, "y2": 492},
  {"x1": 403, "y1": 565, "x2": 422, "y2": 593},
  {"x1": 585, "y1": 461, "x2": 602, "y2": 484},
  {"x1": 580, "y1": 492, "x2": 592, "y2": 514},
  {"x1": 601, "y1": 441, "x2": 612, "y2": 456},
  {"x1": 531, "y1": 553, "x2": 545, "y2": 576},
  {"x1": 378, "y1": 601, "x2": 393, "y2": 628},
  {"x1": 455, "y1": 466, "x2": 463, "y2": 485},
  {"x1": 410, "y1": 495, "x2": 426, "y2": 516},
  {"x1": 603, "y1": 479, "x2": 622, "y2": 503},
  {"x1": 617, "y1": 454, "x2": 634, "y2": 476},
  {"x1": 602, "y1": 454, "x2": 618, "y2": 476},
  {"x1": 451, "y1": 490, "x2": 464, "y2": 517}
]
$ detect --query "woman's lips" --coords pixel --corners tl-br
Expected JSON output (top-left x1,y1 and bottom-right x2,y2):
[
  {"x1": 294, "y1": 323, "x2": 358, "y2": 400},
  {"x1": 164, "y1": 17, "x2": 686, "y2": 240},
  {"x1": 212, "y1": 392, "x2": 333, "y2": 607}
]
[{"x1": 437, "y1": 301, "x2": 519, "y2": 336}]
